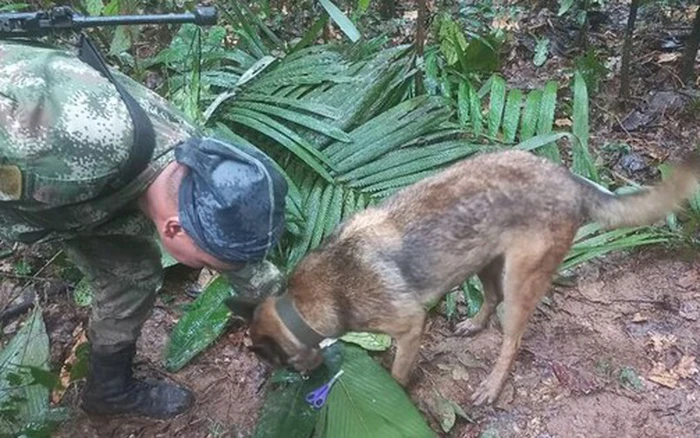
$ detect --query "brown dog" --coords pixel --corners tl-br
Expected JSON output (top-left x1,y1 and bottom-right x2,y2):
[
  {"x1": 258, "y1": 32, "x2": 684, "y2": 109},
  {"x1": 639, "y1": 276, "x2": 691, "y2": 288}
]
[{"x1": 226, "y1": 149, "x2": 700, "y2": 405}]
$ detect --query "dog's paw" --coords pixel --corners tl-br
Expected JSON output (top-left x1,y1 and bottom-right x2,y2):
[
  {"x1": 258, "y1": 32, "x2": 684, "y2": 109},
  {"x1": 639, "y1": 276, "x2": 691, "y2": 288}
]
[
  {"x1": 470, "y1": 376, "x2": 503, "y2": 406},
  {"x1": 454, "y1": 319, "x2": 486, "y2": 337}
]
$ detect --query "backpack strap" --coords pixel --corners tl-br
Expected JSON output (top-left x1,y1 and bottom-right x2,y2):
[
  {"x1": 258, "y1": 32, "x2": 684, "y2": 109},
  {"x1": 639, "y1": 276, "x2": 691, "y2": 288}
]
[{"x1": 76, "y1": 33, "x2": 156, "y2": 196}]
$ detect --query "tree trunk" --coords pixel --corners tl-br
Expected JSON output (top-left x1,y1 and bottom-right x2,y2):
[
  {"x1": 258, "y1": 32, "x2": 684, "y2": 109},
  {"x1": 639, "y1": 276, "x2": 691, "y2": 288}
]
[
  {"x1": 380, "y1": 0, "x2": 395, "y2": 20},
  {"x1": 680, "y1": 2, "x2": 700, "y2": 86},
  {"x1": 619, "y1": 0, "x2": 641, "y2": 100},
  {"x1": 415, "y1": 0, "x2": 427, "y2": 94}
]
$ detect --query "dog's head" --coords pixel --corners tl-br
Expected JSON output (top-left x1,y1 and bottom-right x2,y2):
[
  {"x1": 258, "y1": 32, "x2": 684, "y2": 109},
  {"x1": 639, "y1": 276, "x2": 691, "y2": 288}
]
[{"x1": 224, "y1": 296, "x2": 324, "y2": 375}]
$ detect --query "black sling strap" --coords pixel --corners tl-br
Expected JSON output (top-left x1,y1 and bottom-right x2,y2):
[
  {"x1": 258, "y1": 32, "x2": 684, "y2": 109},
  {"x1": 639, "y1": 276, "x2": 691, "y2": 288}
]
[{"x1": 76, "y1": 33, "x2": 156, "y2": 195}]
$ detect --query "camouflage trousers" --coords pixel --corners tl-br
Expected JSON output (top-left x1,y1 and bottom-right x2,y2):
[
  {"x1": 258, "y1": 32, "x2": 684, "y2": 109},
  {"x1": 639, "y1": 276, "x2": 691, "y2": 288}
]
[{"x1": 63, "y1": 234, "x2": 284, "y2": 355}]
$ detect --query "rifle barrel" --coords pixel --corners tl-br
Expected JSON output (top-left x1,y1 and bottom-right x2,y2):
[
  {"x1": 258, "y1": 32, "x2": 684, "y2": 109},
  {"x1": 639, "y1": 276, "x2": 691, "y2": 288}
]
[
  {"x1": 0, "y1": 6, "x2": 217, "y2": 38},
  {"x1": 72, "y1": 9, "x2": 217, "y2": 27}
]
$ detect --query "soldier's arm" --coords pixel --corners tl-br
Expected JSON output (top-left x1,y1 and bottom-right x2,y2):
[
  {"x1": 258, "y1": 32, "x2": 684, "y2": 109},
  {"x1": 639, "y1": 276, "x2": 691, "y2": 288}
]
[{"x1": 221, "y1": 260, "x2": 285, "y2": 301}]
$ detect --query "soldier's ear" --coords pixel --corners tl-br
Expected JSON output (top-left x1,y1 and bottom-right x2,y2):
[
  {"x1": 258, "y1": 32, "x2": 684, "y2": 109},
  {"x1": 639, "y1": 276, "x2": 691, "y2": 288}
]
[{"x1": 224, "y1": 296, "x2": 259, "y2": 322}]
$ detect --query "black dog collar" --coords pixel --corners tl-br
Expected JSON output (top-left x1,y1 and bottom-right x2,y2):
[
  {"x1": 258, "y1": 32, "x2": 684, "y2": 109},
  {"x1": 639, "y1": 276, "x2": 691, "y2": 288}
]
[{"x1": 274, "y1": 294, "x2": 326, "y2": 348}]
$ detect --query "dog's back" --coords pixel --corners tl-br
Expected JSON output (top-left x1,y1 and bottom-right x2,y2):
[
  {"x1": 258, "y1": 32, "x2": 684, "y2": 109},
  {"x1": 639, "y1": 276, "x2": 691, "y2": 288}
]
[
  {"x1": 325, "y1": 149, "x2": 700, "y2": 306},
  {"x1": 332, "y1": 151, "x2": 582, "y2": 303}
]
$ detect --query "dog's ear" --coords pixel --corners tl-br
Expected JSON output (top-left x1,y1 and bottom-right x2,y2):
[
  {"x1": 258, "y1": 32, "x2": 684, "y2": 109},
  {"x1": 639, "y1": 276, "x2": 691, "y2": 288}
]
[{"x1": 223, "y1": 296, "x2": 259, "y2": 322}]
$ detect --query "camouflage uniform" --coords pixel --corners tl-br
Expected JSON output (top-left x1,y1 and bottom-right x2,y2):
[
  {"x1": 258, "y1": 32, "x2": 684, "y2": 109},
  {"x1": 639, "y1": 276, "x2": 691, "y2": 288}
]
[{"x1": 0, "y1": 40, "x2": 283, "y2": 354}]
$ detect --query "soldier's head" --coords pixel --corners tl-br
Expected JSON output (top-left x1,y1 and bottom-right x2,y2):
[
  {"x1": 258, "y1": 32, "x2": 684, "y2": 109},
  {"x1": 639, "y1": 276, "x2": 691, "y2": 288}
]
[{"x1": 142, "y1": 137, "x2": 287, "y2": 271}]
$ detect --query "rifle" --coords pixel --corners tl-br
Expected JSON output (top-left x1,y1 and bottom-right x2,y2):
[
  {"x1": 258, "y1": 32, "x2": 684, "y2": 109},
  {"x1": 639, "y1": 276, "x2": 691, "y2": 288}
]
[{"x1": 0, "y1": 5, "x2": 217, "y2": 38}]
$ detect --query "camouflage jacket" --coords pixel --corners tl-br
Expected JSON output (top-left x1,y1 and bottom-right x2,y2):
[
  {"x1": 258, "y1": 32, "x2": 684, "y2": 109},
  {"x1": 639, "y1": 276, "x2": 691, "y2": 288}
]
[{"x1": 0, "y1": 39, "x2": 198, "y2": 244}]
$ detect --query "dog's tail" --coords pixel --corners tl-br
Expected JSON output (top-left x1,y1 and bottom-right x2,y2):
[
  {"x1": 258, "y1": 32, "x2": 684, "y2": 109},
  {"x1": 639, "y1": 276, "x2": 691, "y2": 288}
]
[{"x1": 578, "y1": 154, "x2": 700, "y2": 229}]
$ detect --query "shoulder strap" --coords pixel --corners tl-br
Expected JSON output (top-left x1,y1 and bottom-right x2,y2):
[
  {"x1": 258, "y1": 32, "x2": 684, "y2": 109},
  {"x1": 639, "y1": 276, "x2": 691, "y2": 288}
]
[{"x1": 76, "y1": 33, "x2": 156, "y2": 196}]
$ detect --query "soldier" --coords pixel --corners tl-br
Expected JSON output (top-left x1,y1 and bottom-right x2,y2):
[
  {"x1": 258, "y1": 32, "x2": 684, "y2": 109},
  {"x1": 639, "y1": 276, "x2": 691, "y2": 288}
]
[{"x1": 0, "y1": 39, "x2": 287, "y2": 419}]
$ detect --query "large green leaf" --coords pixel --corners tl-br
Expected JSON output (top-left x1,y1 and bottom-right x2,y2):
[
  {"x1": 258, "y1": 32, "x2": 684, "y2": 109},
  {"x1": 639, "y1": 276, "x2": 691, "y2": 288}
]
[
  {"x1": 572, "y1": 70, "x2": 598, "y2": 181},
  {"x1": 520, "y1": 89, "x2": 542, "y2": 141},
  {"x1": 515, "y1": 132, "x2": 571, "y2": 152},
  {"x1": 164, "y1": 276, "x2": 235, "y2": 372},
  {"x1": 502, "y1": 88, "x2": 523, "y2": 143},
  {"x1": 256, "y1": 343, "x2": 344, "y2": 438},
  {"x1": 224, "y1": 107, "x2": 335, "y2": 181},
  {"x1": 535, "y1": 81, "x2": 560, "y2": 162},
  {"x1": 256, "y1": 343, "x2": 434, "y2": 437},
  {"x1": 318, "y1": 0, "x2": 361, "y2": 42},
  {"x1": 316, "y1": 344, "x2": 435, "y2": 438},
  {"x1": 340, "y1": 332, "x2": 392, "y2": 351},
  {"x1": 84, "y1": 0, "x2": 104, "y2": 16},
  {"x1": 0, "y1": 306, "x2": 65, "y2": 435},
  {"x1": 558, "y1": 0, "x2": 576, "y2": 16},
  {"x1": 487, "y1": 75, "x2": 506, "y2": 138},
  {"x1": 73, "y1": 277, "x2": 93, "y2": 307},
  {"x1": 457, "y1": 81, "x2": 471, "y2": 126},
  {"x1": 468, "y1": 82, "x2": 483, "y2": 137},
  {"x1": 560, "y1": 223, "x2": 672, "y2": 272},
  {"x1": 255, "y1": 368, "x2": 330, "y2": 438}
]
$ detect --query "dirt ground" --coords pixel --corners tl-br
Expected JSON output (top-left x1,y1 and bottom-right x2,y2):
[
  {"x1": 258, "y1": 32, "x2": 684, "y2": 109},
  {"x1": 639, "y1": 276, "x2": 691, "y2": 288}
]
[
  {"x1": 50, "y1": 247, "x2": 700, "y2": 438},
  {"x1": 3, "y1": 1, "x2": 700, "y2": 437}
]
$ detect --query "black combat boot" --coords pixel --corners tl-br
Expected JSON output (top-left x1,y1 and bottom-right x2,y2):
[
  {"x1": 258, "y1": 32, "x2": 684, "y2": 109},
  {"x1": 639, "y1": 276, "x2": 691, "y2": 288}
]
[{"x1": 81, "y1": 343, "x2": 194, "y2": 419}]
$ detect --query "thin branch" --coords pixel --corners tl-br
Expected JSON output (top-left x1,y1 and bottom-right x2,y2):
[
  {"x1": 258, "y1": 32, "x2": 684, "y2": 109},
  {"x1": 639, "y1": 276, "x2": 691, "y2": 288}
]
[
  {"x1": 415, "y1": 0, "x2": 427, "y2": 95},
  {"x1": 619, "y1": 0, "x2": 640, "y2": 102},
  {"x1": 680, "y1": 3, "x2": 700, "y2": 85}
]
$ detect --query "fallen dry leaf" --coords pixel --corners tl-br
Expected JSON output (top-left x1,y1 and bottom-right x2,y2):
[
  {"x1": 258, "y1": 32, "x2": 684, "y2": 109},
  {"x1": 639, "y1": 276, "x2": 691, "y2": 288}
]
[
  {"x1": 451, "y1": 364, "x2": 470, "y2": 382},
  {"x1": 52, "y1": 325, "x2": 87, "y2": 404},
  {"x1": 437, "y1": 363, "x2": 451, "y2": 372},
  {"x1": 658, "y1": 53, "x2": 681, "y2": 63},
  {"x1": 403, "y1": 10, "x2": 418, "y2": 20},
  {"x1": 197, "y1": 267, "x2": 217, "y2": 289},
  {"x1": 631, "y1": 312, "x2": 648, "y2": 323},
  {"x1": 648, "y1": 333, "x2": 678, "y2": 353},
  {"x1": 648, "y1": 362, "x2": 678, "y2": 389},
  {"x1": 492, "y1": 16, "x2": 519, "y2": 31},
  {"x1": 676, "y1": 270, "x2": 698, "y2": 289},
  {"x1": 647, "y1": 373, "x2": 678, "y2": 388},
  {"x1": 674, "y1": 355, "x2": 699, "y2": 379},
  {"x1": 555, "y1": 118, "x2": 573, "y2": 127}
]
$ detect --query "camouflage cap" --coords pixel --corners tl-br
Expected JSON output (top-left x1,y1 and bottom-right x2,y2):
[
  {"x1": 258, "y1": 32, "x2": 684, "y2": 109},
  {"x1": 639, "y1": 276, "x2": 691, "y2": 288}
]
[{"x1": 174, "y1": 137, "x2": 287, "y2": 264}]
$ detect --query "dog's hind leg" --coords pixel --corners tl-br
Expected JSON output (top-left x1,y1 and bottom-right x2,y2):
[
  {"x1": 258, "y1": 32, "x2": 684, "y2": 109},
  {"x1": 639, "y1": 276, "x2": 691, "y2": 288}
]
[
  {"x1": 383, "y1": 307, "x2": 427, "y2": 387},
  {"x1": 454, "y1": 255, "x2": 504, "y2": 336},
  {"x1": 470, "y1": 232, "x2": 574, "y2": 406}
]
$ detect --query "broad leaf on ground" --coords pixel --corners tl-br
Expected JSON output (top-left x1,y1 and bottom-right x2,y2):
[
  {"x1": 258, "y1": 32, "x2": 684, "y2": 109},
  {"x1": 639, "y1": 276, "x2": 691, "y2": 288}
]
[
  {"x1": 164, "y1": 275, "x2": 235, "y2": 372},
  {"x1": 316, "y1": 344, "x2": 435, "y2": 438},
  {"x1": 0, "y1": 306, "x2": 67, "y2": 435},
  {"x1": 340, "y1": 332, "x2": 392, "y2": 351}
]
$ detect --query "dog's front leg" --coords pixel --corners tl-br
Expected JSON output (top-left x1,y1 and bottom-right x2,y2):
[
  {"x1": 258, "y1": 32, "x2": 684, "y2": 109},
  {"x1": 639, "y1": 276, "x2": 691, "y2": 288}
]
[{"x1": 387, "y1": 310, "x2": 426, "y2": 387}]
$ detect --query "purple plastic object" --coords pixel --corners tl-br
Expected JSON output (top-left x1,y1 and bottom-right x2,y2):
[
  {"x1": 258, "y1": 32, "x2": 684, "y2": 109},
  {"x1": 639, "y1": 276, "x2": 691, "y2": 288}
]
[{"x1": 305, "y1": 370, "x2": 344, "y2": 410}]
